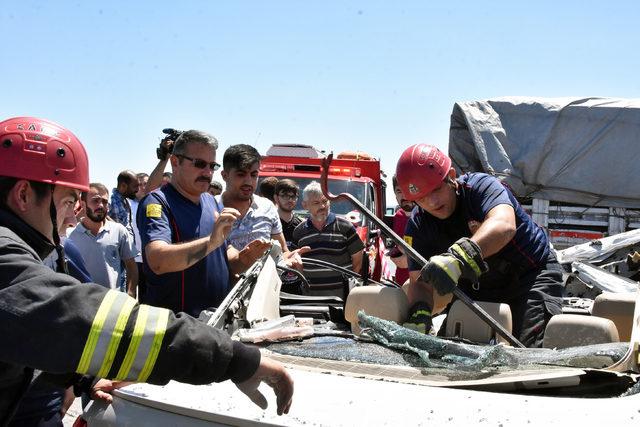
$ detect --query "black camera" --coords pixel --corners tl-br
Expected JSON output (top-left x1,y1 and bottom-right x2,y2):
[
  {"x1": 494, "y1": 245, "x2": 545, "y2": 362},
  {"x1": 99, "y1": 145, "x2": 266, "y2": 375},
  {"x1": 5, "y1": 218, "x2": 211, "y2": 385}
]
[{"x1": 157, "y1": 128, "x2": 183, "y2": 160}]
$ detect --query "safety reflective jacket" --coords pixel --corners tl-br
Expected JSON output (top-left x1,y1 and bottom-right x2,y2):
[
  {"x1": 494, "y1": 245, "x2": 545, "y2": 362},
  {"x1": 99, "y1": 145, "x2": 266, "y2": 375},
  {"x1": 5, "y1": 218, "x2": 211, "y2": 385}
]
[{"x1": 0, "y1": 208, "x2": 261, "y2": 426}]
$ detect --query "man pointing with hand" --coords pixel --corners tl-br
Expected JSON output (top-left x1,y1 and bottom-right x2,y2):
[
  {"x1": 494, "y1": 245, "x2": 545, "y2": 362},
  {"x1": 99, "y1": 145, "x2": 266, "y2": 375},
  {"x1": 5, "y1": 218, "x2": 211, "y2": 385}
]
[{"x1": 139, "y1": 129, "x2": 263, "y2": 316}]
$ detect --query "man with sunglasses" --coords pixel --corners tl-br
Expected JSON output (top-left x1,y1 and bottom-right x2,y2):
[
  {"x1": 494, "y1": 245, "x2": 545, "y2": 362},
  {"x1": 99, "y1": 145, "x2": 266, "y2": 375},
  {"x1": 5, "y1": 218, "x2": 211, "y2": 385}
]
[{"x1": 137, "y1": 130, "x2": 263, "y2": 316}]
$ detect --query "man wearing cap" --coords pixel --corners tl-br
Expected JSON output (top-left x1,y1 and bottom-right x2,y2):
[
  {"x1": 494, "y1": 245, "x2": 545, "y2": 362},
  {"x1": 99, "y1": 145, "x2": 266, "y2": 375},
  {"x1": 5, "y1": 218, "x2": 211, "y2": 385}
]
[{"x1": 396, "y1": 144, "x2": 564, "y2": 348}]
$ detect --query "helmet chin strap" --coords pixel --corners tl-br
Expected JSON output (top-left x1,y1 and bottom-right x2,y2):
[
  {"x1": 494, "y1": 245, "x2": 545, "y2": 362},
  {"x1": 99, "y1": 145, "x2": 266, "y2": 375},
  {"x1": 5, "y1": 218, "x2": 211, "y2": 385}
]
[{"x1": 49, "y1": 186, "x2": 69, "y2": 274}]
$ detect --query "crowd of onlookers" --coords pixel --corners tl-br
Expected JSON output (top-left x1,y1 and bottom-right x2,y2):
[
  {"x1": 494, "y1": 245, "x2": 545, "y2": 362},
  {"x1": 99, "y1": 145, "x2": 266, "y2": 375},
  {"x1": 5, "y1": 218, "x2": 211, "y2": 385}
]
[
  {"x1": 58, "y1": 132, "x2": 376, "y2": 316},
  {"x1": 12, "y1": 127, "x2": 373, "y2": 425}
]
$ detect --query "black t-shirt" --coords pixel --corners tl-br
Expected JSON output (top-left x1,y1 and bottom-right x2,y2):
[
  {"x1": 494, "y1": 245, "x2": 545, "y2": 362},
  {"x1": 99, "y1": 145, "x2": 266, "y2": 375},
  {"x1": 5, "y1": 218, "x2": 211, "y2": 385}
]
[
  {"x1": 405, "y1": 173, "x2": 549, "y2": 274},
  {"x1": 281, "y1": 214, "x2": 303, "y2": 249}
]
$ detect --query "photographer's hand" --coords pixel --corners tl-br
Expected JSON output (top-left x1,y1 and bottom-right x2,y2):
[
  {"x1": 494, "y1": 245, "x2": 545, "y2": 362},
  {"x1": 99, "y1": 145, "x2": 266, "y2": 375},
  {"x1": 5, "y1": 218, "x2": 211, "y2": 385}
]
[
  {"x1": 156, "y1": 138, "x2": 175, "y2": 161},
  {"x1": 147, "y1": 139, "x2": 174, "y2": 193}
]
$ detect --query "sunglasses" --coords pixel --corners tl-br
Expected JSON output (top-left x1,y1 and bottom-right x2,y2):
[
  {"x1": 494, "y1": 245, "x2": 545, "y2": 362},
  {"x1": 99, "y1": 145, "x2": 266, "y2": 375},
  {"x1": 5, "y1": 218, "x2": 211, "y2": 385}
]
[{"x1": 177, "y1": 154, "x2": 220, "y2": 171}]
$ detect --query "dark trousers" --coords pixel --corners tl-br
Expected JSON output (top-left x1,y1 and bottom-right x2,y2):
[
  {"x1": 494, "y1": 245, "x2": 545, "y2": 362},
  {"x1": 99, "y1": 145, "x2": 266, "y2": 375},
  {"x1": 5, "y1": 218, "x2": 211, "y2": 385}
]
[
  {"x1": 8, "y1": 411, "x2": 62, "y2": 427},
  {"x1": 136, "y1": 262, "x2": 147, "y2": 301},
  {"x1": 457, "y1": 254, "x2": 564, "y2": 348}
]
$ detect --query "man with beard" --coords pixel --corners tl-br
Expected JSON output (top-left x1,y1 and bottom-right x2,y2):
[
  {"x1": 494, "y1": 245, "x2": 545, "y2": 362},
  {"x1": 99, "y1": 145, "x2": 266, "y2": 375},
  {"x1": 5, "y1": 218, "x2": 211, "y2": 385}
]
[
  {"x1": 109, "y1": 170, "x2": 139, "y2": 294},
  {"x1": 388, "y1": 174, "x2": 415, "y2": 285},
  {"x1": 291, "y1": 181, "x2": 364, "y2": 299},
  {"x1": 138, "y1": 131, "x2": 268, "y2": 316},
  {"x1": 221, "y1": 144, "x2": 307, "y2": 271},
  {"x1": 109, "y1": 170, "x2": 139, "y2": 239},
  {"x1": 69, "y1": 183, "x2": 139, "y2": 296}
]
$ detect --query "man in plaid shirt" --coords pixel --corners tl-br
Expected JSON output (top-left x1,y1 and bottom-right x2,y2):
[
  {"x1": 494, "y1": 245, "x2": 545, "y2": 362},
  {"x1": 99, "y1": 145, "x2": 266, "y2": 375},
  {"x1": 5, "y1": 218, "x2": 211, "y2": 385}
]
[{"x1": 109, "y1": 170, "x2": 139, "y2": 240}]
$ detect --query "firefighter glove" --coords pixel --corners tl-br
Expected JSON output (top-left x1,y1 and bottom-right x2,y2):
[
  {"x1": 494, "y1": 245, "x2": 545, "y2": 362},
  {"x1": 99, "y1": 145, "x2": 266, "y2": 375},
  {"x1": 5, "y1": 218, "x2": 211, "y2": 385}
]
[
  {"x1": 420, "y1": 253, "x2": 462, "y2": 295},
  {"x1": 403, "y1": 303, "x2": 433, "y2": 334},
  {"x1": 447, "y1": 237, "x2": 488, "y2": 282}
]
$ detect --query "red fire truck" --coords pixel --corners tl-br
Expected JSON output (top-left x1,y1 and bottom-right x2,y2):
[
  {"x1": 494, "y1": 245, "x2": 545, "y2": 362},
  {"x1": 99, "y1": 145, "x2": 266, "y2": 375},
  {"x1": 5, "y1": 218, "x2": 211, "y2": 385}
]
[{"x1": 260, "y1": 144, "x2": 390, "y2": 280}]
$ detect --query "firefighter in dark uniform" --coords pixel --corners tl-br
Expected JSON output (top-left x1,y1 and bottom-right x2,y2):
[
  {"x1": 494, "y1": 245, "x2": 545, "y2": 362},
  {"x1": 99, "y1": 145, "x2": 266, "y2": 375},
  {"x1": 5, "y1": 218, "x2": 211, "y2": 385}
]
[
  {"x1": 396, "y1": 144, "x2": 564, "y2": 348},
  {"x1": 0, "y1": 117, "x2": 293, "y2": 425}
]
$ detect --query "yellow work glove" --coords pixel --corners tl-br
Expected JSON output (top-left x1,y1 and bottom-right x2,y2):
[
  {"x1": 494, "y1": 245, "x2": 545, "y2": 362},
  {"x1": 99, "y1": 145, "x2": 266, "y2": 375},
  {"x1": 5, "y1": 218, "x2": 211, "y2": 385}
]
[{"x1": 421, "y1": 237, "x2": 488, "y2": 295}]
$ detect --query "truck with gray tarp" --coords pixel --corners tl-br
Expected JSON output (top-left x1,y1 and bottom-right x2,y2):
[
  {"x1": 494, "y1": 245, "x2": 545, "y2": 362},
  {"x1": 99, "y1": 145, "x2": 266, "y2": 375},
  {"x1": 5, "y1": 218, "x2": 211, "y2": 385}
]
[{"x1": 449, "y1": 97, "x2": 640, "y2": 248}]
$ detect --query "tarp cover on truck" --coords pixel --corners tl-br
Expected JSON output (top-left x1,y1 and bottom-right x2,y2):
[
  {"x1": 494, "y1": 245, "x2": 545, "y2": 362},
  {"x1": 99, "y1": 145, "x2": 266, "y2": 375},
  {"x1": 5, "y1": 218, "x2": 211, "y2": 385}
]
[{"x1": 449, "y1": 97, "x2": 640, "y2": 208}]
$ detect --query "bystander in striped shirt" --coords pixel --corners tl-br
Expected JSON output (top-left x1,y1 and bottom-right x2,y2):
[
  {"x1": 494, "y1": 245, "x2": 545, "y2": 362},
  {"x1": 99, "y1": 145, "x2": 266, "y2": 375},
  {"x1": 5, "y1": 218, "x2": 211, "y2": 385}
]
[{"x1": 292, "y1": 213, "x2": 364, "y2": 299}]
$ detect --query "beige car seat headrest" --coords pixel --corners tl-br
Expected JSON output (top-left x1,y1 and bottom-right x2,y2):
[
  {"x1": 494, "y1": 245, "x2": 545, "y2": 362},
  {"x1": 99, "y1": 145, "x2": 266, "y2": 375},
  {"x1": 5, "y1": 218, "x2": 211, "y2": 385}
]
[
  {"x1": 344, "y1": 286, "x2": 409, "y2": 335},
  {"x1": 445, "y1": 300, "x2": 513, "y2": 345},
  {"x1": 543, "y1": 314, "x2": 619, "y2": 349}
]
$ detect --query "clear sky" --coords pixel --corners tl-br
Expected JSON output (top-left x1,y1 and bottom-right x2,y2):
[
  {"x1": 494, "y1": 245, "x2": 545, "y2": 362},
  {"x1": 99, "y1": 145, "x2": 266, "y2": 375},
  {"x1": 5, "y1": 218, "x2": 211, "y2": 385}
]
[{"x1": 3, "y1": 1, "x2": 640, "y2": 203}]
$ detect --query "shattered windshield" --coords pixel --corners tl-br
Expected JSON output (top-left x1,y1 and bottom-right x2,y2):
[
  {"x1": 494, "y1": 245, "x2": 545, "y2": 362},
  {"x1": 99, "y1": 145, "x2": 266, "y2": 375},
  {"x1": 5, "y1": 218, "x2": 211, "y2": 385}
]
[{"x1": 266, "y1": 312, "x2": 630, "y2": 384}]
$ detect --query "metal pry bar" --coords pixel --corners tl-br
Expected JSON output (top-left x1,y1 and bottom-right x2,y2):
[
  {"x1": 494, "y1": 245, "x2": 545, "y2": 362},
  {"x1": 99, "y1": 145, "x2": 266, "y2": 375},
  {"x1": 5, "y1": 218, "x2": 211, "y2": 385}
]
[{"x1": 320, "y1": 153, "x2": 525, "y2": 348}]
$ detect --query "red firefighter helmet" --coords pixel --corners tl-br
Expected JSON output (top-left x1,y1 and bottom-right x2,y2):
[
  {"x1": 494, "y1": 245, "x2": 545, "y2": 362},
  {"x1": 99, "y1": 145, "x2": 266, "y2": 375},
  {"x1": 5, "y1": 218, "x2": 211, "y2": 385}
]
[
  {"x1": 0, "y1": 117, "x2": 89, "y2": 192},
  {"x1": 395, "y1": 144, "x2": 452, "y2": 201}
]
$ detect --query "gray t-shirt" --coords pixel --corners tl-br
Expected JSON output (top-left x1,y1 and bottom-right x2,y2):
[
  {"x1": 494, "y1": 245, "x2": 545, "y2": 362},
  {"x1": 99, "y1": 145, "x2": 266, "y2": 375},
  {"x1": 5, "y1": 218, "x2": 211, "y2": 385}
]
[
  {"x1": 68, "y1": 220, "x2": 138, "y2": 290},
  {"x1": 224, "y1": 195, "x2": 283, "y2": 250}
]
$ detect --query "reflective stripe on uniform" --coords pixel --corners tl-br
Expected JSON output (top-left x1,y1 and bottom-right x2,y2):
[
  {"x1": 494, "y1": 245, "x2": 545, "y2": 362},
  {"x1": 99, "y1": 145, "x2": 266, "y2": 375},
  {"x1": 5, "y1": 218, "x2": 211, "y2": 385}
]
[
  {"x1": 115, "y1": 304, "x2": 170, "y2": 382},
  {"x1": 77, "y1": 289, "x2": 122, "y2": 374},
  {"x1": 137, "y1": 308, "x2": 169, "y2": 382},
  {"x1": 115, "y1": 304, "x2": 150, "y2": 380},
  {"x1": 84, "y1": 292, "x2": 132, "y2": 375},
  {"x1": 77, "y1": 290, "x2": 170, "y2": 382},
  {"x1": 96, "y1": 296, "x2": 136, "y2": 377}
]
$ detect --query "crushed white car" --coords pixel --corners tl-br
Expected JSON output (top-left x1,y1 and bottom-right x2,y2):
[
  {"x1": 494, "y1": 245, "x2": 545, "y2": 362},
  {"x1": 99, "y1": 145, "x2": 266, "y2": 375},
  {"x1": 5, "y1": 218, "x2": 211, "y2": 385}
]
[{"x1": 82, "y1": 247, "x2": 640, "y2": 426}]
